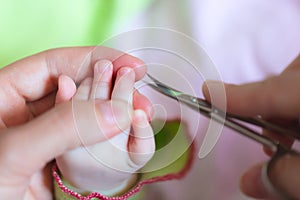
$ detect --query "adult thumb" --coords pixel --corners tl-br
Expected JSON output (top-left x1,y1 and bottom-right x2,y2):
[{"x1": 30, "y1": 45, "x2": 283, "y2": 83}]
[
  {"x1": 266, "y1": 154, "x2": 300, "y2": 199},
  {"x1": 0, "y1": 100, "x2": 132, "y2": 184}
]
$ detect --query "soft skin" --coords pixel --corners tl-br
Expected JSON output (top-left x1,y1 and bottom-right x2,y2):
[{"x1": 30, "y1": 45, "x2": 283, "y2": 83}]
[
  {"x1": 55, "y1": 60, "x2": 155, "y2": 195},
  {"x1": 202, "y1": 54, "x2": 300, "y2": 199},
  {"x1": 0, "y1": 47, "x2": 151, "y2": 200}
]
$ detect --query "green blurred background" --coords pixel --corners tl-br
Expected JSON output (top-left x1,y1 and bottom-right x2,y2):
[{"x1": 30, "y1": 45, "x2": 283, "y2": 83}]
[{"x1": 0, "y1": 0, "x2": 151, "y2": 68}]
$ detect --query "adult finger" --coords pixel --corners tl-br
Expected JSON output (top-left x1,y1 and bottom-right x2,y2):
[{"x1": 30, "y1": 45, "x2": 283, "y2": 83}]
[
  {"x1": 91, "y1": 47, "x2": 146, "y2": 81},
  {"x1": 0, "y1": 47, "x2": 144, "y2": 128},
  {"x1": 90, "y1": 60, "x2": 113, "y2": 100},
  {"x1": 3, "y1": 46, "x2": 145, "y2": 102},
  {"x1": 239, "y1": 163, "x2": 269, "y2": 199},
  {"x1": 3, "y1": 92, "x2": 57, "y2": 127},
  {"x1": 268, "y1": 154, "x2": 300, "y2": 199},
  {"x1": 240, "y1": 155, "x2": 300, "y2": 200},
  {"x1": 281, "y1": 54, "x2": 300, "y2": 74},
  {"x1": 0, "y1": 99, "x2": 133, "y2": 197},
  {"x1": 128, "y1": 110, "x2": 155, "y2": 166},
  {"x1": 202, "y1": 73, "x2": 300, "y2": 119},
  {"x1": 26, "y1": 92, "x2": 56, "y2": 117},
  {"x1": 263, "y1": 129, "x2": 294, "y2": 156}
]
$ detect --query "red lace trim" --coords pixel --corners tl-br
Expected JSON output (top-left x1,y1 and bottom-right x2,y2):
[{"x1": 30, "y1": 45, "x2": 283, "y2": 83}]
[{"x1": 52, "y1": 142, "x2": 195, "y2": 200}]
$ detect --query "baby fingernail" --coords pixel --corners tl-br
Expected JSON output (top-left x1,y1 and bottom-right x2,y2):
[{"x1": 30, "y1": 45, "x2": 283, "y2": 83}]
[
  {"x1": 95, "y1": 60, "x2": 112, "y2": 74},
  {"x1": 134, "y1": 110, "x2": 148, "y2": 126},
  {"x1": 118, "y1": 67, "x2": 133, "y2": 76}
]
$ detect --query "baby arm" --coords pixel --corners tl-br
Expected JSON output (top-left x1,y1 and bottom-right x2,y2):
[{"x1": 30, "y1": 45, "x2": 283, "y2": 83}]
[{"x1": 55, "y1": 60, "x2": 155, "y2": 196}]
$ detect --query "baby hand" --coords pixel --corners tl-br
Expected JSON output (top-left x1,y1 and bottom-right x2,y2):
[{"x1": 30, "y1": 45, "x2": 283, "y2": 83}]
[{"x1": 55, "y1": 60, "x2": 155, "y2": 196}]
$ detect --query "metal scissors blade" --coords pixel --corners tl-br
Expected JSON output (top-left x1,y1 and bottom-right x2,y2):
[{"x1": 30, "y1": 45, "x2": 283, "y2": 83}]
[
  {"x1": 146, "y1": 73, "x2": 212, "y2": 114},
  {"x1": 146, "y1": 73, "x2": 185, "y2": 99},
  {"x1": 145, "y1": 73, "x2": 300, "y2": 200},
  {"x1": 145, "y1": 73, "x2": 300, "y2": 142}
]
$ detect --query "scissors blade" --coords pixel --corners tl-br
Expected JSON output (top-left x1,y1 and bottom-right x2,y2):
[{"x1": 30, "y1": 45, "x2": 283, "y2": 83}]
[
  {"x1": 145, "y1": 74, "x2": 282, "y2": 154},
  {"x1": 146, "y1": 73, "x2": 183, "y2": 98},
  {"x1": 145, "y1": 73, "x2": 212, "y2": 114}
]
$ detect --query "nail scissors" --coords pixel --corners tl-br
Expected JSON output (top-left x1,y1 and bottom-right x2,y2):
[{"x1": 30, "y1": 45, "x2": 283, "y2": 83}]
[{"x1": 145, "y1": 73, "x2": 300, "y2": 200}]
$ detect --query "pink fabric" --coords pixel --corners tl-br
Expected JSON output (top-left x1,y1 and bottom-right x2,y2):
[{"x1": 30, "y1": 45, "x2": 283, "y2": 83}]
[{"x1": 114, "y1": 0, "x2": 300, "y2": 199}]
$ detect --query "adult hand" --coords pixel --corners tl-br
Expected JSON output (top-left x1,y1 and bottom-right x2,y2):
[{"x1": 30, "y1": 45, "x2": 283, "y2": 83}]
[
  {"x1": 0, "y1": 47, "x2": 150, "y2": 200},
  {"x1": 202, "y1": 54, "x2": 300, "y2": 199}
]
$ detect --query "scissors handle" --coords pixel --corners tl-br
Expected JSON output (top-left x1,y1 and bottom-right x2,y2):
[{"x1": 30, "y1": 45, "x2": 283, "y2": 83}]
[
  {"x1": 262, "y1": 144, "x2": 300, "y2": 200},
  {"x1": 181, "y1": 95, "x2": 300, "y2": 151},
  {"x1": 144, "y1": 74, "x2": 300, "y2": 149},
  {"x1": 226, "y1": 113, "x2": 300, "y2": 140},
  {"x1": 146, "y1": 76, "x2": 300, "y2": 199}
]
